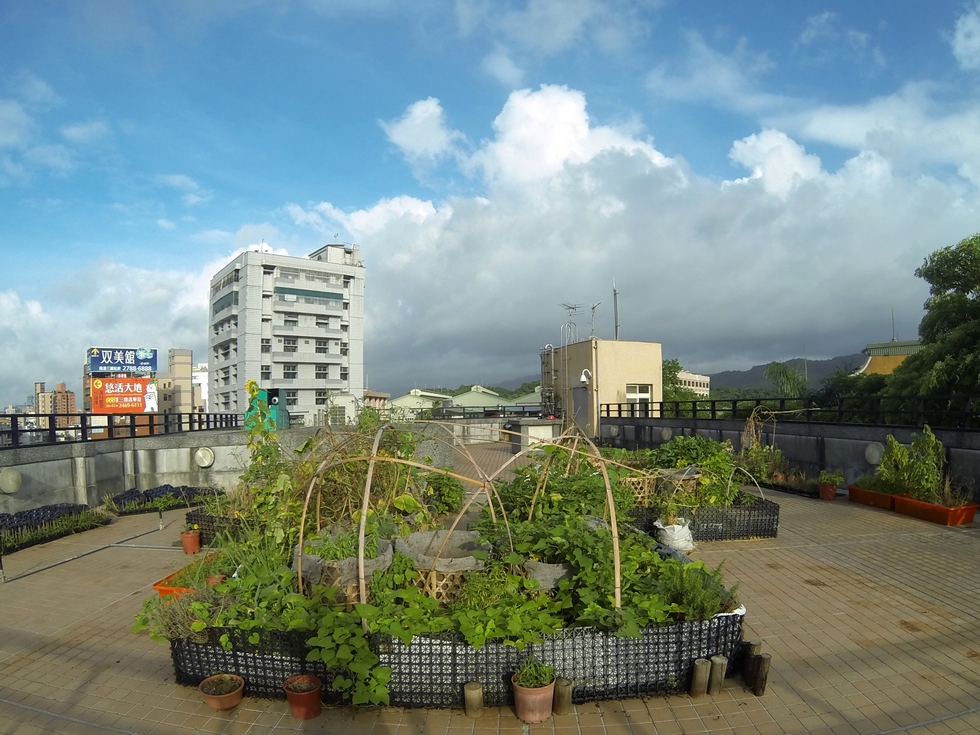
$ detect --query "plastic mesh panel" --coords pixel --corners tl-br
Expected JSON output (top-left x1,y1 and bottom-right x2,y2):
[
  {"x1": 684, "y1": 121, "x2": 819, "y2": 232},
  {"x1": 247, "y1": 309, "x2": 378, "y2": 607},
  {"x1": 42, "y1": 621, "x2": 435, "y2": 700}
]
[
  {"x1": 629, "y1": 498, "x2": 779, "y2": 541},
  {"x1": 376, "y1": 612, "x2": 744, "y2": 708},
  {"x1": 185, "y1": 509, "x2": 242, "y2": 546},
  {"x1": 170, "y1": 628, "x2": 339, "y2": 701}
]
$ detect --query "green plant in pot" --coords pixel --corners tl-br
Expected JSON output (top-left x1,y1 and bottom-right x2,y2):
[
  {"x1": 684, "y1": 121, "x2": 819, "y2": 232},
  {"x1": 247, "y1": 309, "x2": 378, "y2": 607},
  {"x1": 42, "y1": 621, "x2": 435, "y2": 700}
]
[
  {"x1": 512, "y1": 655, "x2": 556, "y2": 724},
  {"x1": 816, "y1": 469, "x2": 844, "y2": 500}
]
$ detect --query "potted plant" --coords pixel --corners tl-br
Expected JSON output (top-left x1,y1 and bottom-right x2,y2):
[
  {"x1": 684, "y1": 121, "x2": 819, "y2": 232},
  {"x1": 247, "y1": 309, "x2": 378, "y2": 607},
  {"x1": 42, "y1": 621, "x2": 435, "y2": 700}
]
[
  {"x1": 817, "y1": 470, "x2": 844, "y2": 501},
  {"x1": 199, "y1": 673, "x2": 244, "y2": 711},
  {"x1": 283, "y1": 674, "x2": 322, "y2": 719},
  {"x1": 847, "y1": 475, "x2": 897, "y2": 510},
  {"x1": 181, "y1": 523, "x2": 201, "y2": 554},
  {"x1": 512, "y1": 655, "x2": 555, "y2": 724}
]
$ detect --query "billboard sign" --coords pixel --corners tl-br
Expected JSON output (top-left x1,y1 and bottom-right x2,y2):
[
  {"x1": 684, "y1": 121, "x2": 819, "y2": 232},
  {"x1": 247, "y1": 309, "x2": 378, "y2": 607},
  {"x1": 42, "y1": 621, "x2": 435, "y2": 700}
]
[
  {"x1": 90, "y1": 377, "x2": 158, "y2": 414},
  {"x1": 88, "y1": 347, "x2": 157, "y2": 375}
]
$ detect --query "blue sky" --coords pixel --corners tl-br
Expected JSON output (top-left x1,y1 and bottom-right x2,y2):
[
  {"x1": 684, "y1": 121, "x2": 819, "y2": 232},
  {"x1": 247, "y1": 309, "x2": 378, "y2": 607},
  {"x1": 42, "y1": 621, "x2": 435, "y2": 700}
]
[{"x1": 4, "y1": 1, "x2": 980, "y2": 406}]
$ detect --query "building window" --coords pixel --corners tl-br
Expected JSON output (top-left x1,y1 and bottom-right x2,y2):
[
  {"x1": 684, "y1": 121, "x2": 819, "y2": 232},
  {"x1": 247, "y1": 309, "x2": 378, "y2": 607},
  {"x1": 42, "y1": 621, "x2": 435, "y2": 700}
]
[
  {"x1": 284, "y1": 316, "x2": 299, "y2": 327},
  {"x1": 283, "y1": 338, "x2": 298, "y2": 353},
  {"x1": 261, "y1": 338, "x2": 271, "y2": 354},
  {"x1": 260, "y1": 366, "x2": 271, "y2": 381},
  {"x1": 626, "y1": 384, "x2": 651, "y2": 404},
  {"x1": 315, "y1": 364, "x2": 329, "y2": 380},
  {"x1": 341, "y1": 324, "x2": 349, "y2": 333},
  {"x1": 316, "y1": 339, "x2": 328, "y2": 353},
  {"x1": 329, "y1": 405, "x2": 346, "y2": 425},
  {"x1": 340, "y1": 368, "x2": 349, "y2": 381},
  {"x1": 316, "y1": 390, "x2": 328, "y2": 405},
  {"x1": 283, "y1": 364, "x2": 298, "y2": 379},
  {"x1": 316, "y1": 318, "x2": 330, "y2": 329},
  {"x1": 285, "y1": 390, "x2": 298, "y2": 406},
  {"x1": 341, "y1": 342, "x2": 349, "y2": 356}
]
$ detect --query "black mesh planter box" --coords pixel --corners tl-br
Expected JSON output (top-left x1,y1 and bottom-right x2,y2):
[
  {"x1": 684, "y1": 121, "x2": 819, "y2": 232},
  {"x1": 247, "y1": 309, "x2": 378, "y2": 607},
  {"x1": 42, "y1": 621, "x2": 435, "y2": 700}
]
[
  {"x1": 375, "y1": 610, "x2": 745, "y2": 708},
  {"x1": 169, "y1": 612, "x2": 744, "y2": 708},
  {"x1": 185, "y1": 509, "x2": 242, "y2": 546},
  {"x1": 170, "y1": 628, "x2": 341, "y2": 702},
  {"x1": 630, "y1": 497, "x2": 779, "y2": 541}
]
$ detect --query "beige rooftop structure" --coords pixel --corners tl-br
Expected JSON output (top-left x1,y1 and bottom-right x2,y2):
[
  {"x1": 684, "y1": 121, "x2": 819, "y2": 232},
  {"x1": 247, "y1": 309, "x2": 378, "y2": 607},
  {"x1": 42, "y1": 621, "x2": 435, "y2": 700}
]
[
  {"x1": 541, "y1": 338, "x2": 663, "y2": 437},
  {"x1": 449, "y1": 385, "x2": 515, "y2": 408}
]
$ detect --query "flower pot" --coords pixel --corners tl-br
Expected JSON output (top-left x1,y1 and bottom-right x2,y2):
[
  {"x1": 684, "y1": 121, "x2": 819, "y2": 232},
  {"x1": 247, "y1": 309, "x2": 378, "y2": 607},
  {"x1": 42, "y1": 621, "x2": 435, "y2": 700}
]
[
  {"x1": 207, "y1": 574, "x2": 227, "y2": 586},
  {"x1": 818, "y1": 484, "x2": 837, "y2": 501},
  {"x1": 512, "y1": 674, "x2": 555, "y2": 724},
  {"x1": 283, "y1": 675, "x2": 322, "y2": 719},
  {"x1": 199, "y1": 674, "x2": 244, "y2": 711},
  {"x1": 893, "y1": 496, "x2": 979, "y2": 526},
  {"x1": 847, "y1": 485, "x2": 895, "y2": 510},
  {"x1": 523, "y1": 560, "x2": 573, "y2": 590},
  {"x1": 181, "y1": 530, "x2": 201, "y2": 555}
]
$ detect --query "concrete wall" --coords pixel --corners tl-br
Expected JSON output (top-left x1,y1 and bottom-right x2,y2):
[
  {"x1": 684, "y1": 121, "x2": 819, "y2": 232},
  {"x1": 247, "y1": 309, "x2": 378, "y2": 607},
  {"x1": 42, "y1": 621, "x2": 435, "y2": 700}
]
[{"x1": 599, "y1": 417, "x2": 980, "y2": 497}]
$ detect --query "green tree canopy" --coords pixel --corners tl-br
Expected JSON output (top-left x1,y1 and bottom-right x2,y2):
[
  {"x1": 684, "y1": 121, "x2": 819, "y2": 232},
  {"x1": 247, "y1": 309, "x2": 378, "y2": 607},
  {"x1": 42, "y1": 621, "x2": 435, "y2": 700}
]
[
  {"x1": 762, "y1": 362, "x2": 808, "y2": 398},
  {"x1": 662, "y1": 358, "x2": 700, "y2": 402},
  {"x1": 887, "y1": 233, "x2": 980, "y2": 396}
]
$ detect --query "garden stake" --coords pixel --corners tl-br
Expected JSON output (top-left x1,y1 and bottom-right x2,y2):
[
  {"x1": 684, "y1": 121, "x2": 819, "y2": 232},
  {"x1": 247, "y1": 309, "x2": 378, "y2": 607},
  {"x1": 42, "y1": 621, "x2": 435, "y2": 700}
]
[
  {"x1": 553, "y1": 678, "x2": 573, "y2": 714},
  {"x1": 752, "y1": 653, "x2": 771, "y2": 696},
  {"x1": 357, "y1": 425, "x2": 392, "y2": 622},
  {"x1": 708, "y1": 655, "x2": 727, "y2": 695},
  {"x1": 463, "y1": 682, "x2": 484, "y2": 718},
  {"x1": 690, "y1": 658, "x2": 711, "y2": 698}
]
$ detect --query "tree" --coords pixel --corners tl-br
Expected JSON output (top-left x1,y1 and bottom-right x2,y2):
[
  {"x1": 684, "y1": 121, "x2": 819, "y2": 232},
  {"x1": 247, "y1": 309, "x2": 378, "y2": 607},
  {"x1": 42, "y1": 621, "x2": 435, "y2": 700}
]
[
  {"x1": 662, "y1": 359, "x2": 700, "y2": 402},
  {"x1": 762, "y1": 362, "x2": 808, "y2": 398},
  {"x1": 887, "y1": 233, "x2": 980, "y2": 396}
]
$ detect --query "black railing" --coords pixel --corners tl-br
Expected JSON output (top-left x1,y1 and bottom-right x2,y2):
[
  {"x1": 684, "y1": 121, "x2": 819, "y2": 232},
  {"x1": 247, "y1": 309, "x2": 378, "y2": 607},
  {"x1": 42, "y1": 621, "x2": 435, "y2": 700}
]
[
  {"x1": 0, "y1": 412, "x2": 241, "y2": 449},
  {"x1": 601, "y1": 395, "x2": 980, "y2": 430},
  {"x1": 427, "y1": 405, "x2": 551, "y2": 420}
]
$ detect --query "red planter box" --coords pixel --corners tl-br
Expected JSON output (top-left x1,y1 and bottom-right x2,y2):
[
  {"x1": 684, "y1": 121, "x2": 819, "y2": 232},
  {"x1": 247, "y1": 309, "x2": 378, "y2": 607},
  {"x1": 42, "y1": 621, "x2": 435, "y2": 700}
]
[
  {"x1": 847, "y1": 485, "x2": 895, "y2": 511},
  {"x1": 153, "y1": 570, "x2": 195, "y2": 598},
  {"x1": 893, "y1": 496, "x2": 979, "y2": 526}
]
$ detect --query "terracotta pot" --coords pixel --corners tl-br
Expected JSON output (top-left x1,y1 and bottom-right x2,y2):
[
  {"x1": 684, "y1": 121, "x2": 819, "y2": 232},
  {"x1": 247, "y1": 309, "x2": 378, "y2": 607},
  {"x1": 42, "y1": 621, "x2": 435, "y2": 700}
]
[
  {"x1": 512, "y1": 674, "x2": 554, "y2": 724},
  {"x1": 207, "y1": 574, "x2": 227, "y2": 586},
  {"x1": 199, "y1": 674, "x2": 244, "y2": 711},
  {"x1": 847, "y1": 485, "x2": 895, "y2": 510},
  {"x1": 818, "y1": 484, "x2": 837, "y2": 501},
  {"x1": 181, "y1": 530, "x2": 201, "y2": 555},
  {"x1": 283, "y1": 675, "x2": 322, "y2": 719},
  {"x1": 893, "y1": 496, "x2": 979, "y2": 526}
]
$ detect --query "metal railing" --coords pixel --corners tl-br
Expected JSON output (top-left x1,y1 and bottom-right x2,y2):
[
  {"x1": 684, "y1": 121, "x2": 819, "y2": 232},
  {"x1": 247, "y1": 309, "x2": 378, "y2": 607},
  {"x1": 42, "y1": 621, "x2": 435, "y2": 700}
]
[
  {"x1": 601, "y1": 395, "x2": 980, "y2": 430},
  {"x1": 0, "y1": 412, "x2": 241, "y2": 449},
  {"x1": 427, "y1": 405, "x2": 552, "y2": 420}
]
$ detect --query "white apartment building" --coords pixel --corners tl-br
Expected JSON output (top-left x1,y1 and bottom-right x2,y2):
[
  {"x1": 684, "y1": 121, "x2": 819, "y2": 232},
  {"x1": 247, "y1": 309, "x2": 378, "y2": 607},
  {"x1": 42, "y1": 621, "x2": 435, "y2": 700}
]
[
  {"x1": 677, "y1": 369, "x2": 711, "y2": 397},
  {"x1": 208, "y1": 244, "x2": 365, "y2": 425}
]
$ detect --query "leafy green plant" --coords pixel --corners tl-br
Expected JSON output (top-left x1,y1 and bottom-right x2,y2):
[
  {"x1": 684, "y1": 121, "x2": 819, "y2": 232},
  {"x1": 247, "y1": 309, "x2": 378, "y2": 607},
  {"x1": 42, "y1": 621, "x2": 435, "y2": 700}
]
[
  {"x1": 656, "y1": 560, "x2": 739, "y2": 620},
  {"x1": 513, "y1": 655, "x2": 555, "y2": 688},
  {"x1": 817, "y1": 470, "x2": 845, "y2": 486},
  {"x1": 875, "y1": 426, "x2": 946, "y2": 501},
  {"x1": 422, "y1": 470, "x2": 465, "y2": 516}
]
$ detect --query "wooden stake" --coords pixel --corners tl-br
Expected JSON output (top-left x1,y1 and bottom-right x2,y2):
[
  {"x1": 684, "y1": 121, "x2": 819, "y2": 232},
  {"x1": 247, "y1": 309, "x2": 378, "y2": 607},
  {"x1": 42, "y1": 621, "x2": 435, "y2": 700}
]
[
  {"x1": 690, "y1": 658, "x2": 711, "y2": 698},
  {"x1": 463, "y1": 681, "x2": 484, "y2": 718},
  {"x1": 708, "y1": 655, "x2": 728, "y2": 695},
  {"x1": 752, "y1": 654, "x2": 771, "y2": 696},
  {"x1": 553, "y1": 678, "x2": 573, "y2": 715}
]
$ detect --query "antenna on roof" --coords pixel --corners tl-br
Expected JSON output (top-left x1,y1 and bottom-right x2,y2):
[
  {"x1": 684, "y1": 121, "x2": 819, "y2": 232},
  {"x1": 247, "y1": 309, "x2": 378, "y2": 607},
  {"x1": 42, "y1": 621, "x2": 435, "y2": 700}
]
[
  {"x1": 891, "y1": 309, "x2": 897, "y2": 341},
  {"x1": 613, "y1": 280, "x2": 620, "y2": 340},
  {"x1": 590, "y1": 302, "x2": 601, "y2": 337}
]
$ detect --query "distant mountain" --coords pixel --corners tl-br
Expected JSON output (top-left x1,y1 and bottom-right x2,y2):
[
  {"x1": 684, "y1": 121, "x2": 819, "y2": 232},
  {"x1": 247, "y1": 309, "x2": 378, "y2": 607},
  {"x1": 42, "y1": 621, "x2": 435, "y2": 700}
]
[
  {"x1": 495, "y1": 374, "x2": 541, "y2": 391},
  {"x1": 709, "y1": 354, "x2": 867, "y2": 390}
]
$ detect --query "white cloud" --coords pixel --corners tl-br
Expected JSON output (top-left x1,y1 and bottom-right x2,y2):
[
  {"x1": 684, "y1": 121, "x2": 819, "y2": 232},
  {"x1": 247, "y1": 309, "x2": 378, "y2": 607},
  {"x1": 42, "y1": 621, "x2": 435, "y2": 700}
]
[
  {"x1": 0, "y1": 99, "x2": 32, "y2": 147},
  {"x1": 481, "y1": 47, "x2": 525, "y2": 87},
  {"x1": 467, "y1": 85, "x2": 671, "y2": 188},
  {"x1": 12, "y1": 72, "x2": 61, "y2": 109},
  {"x1": 157, "y1": 218, "x2": 176, "y2": 229},
  {"x1": 233, "y1": 223, "x2": 286, "y2": 251},
  {"x1": 796, "y1": 11, "x2": 875, "y2": 65},
  {"x1": 61, "y1": 120, "x2": 110, "y2": 143},
  {"x1": 647, "y1": 33, "x2": 782, "y2": 116},
  {"x1": 380, "y1": 98, "x2": 464, "y2": 165},
  {"x1": 953, "y1": 2, "x2": 980, "y2": 70},
  {"x1": 155, "y1": 173, "x2": 212, "y2": 206},
  {"x1": 25, "y1": 144, "x2": 73, "y2": 172},
  {"x1": 728, "y1": 129, "x2": 823, "y2": 197}
]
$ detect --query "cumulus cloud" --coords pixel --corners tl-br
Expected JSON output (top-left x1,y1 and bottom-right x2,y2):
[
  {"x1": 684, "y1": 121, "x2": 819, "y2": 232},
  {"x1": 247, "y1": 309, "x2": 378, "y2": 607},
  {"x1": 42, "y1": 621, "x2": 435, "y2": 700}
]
[
  {"x1": 728, "y1": 129, "x2": 823, "y2": 197},
  {"x1": 157, "y1": 218, "x2": 176, "y2": 229},
  {"x1": 380, "y1": 98, "x2": 464, "y2": 166},
  {"x1": 953, "y1": 2, "x2": 980, "y2": 70},
  {"x1": 25, "y1": 144, "x2": 73, "y2": 172},
  {"x1": 795, "y1": 11, "x2": 879, "y2": 67},
  {"x1": 11, "y1": 72, "x2": 61, "y2": 110}
]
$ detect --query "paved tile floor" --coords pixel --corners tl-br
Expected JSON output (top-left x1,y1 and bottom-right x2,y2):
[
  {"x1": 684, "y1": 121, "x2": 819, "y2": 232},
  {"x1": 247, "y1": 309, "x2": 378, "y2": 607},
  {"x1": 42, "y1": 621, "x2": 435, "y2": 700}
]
[{"x1": 2, "y1": 442, "x2": 980, "y2": 734}]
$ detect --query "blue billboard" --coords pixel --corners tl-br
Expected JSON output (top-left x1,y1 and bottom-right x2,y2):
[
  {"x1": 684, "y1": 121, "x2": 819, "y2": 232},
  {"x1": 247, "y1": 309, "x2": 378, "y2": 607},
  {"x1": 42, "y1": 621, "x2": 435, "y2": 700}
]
[{"x1": 88, "y1": 347, "x2": 157, "y2": 374}]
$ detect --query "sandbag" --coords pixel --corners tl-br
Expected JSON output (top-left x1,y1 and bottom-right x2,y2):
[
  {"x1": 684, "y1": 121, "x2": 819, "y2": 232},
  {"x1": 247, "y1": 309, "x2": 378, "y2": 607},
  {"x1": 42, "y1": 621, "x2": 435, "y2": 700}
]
[{"x1": 653, "y1": 517, "x2": 695, "y2": 553}]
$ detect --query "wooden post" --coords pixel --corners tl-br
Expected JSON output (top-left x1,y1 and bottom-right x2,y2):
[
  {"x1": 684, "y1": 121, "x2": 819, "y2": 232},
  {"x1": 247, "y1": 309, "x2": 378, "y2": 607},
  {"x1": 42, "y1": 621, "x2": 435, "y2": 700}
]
[
  {"x1": 752, "y1": 654, "x2": 771, "y2": 696},
  {"x1": 708, "y1": 655, "x2": 728, "y2": 695},
  {"x1": 742, "y1": 640, "x2": 763, "y2": 685},
  {"x1": 464, "y1": 682, "x2": 484, "y2": 718},
  {"x1": 553, "y1": 678, "x2": 573, "y2": 715},
  {"x1": 690, "y1": 658, "x2": 711, "y2": 698}
]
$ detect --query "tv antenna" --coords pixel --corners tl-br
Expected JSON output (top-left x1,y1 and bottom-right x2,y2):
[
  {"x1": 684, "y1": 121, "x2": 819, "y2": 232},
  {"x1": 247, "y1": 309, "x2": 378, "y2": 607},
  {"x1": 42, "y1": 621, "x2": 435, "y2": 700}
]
[
  {"x1": 560, "y1": 303, "x2": 582, "y2": 348},
  {"x1": 589, "y1": 302, "x2": 601, "y2": 337}
]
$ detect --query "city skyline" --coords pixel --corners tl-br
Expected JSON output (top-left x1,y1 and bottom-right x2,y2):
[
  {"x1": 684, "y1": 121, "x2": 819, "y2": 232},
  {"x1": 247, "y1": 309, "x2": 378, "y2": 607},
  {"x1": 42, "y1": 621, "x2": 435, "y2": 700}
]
[{"x1": 4, "y1": 2, "x2": 980, "y2": 407}]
